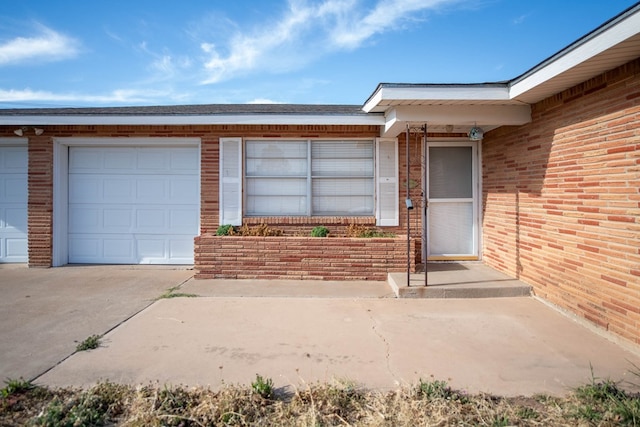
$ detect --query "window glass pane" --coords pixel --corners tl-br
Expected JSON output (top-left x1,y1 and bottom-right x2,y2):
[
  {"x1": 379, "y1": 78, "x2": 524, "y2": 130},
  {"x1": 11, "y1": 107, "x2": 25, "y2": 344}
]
[
  {"x1": 312, "y1": 178, "x2": 374, "y2": 215},
  {"x1": 429, "y1": 146, "x2": 472, "y2": 199},
  {"x1": 246, "y1": 177, "x2": 307, "y2": 215},
  {"x1": 312, "y1": 141, "x2": 373, "y2": 177},
  {"x1": 246, "y1": 141, "x2": 307, "y2": 177}
]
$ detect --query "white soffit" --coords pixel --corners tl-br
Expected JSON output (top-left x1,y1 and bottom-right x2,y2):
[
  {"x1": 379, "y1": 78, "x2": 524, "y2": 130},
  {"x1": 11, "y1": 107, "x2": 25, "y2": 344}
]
[
  {"x1": 510, "y1": 5, "x2": 640, "y2": 103},
  {"x1": 381, "y1": 104, "x2": 531, "y2": 137}
]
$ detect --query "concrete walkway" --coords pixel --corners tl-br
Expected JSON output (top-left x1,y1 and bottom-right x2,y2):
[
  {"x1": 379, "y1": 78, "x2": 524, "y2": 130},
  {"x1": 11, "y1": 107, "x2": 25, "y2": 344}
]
[{"x1": 2, "y1": 264, "x2": 640, "y2": 397}]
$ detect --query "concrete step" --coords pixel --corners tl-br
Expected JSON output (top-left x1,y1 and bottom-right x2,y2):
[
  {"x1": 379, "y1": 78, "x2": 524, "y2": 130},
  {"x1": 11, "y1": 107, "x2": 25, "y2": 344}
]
[{"x1": 388, "y1": 263, "x2": 532, "y2": 298}]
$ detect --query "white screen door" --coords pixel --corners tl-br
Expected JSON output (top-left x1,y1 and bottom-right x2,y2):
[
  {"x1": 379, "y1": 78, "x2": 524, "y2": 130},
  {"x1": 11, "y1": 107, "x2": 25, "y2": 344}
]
[{"x1": 427, "y1": 142, "x2": 478, "y2": 259}]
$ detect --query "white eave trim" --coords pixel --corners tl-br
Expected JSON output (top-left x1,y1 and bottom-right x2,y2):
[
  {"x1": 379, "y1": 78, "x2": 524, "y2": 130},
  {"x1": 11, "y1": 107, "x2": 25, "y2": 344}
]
[
  {"x1": 0, "y1": 114, "x2": 385, "y2": 126},
  {"x1": 509, "y1": 5, "x2": 640, "y2": 100},
  {"x1": 363, "y1": 85, "x2": 511, "y2": 112}
]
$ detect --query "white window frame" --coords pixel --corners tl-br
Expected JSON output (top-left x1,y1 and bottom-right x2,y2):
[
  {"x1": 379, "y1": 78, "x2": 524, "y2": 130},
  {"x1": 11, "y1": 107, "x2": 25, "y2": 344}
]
[{"x1": 243, "y1": 138, "x2": 376, "y2": 217}]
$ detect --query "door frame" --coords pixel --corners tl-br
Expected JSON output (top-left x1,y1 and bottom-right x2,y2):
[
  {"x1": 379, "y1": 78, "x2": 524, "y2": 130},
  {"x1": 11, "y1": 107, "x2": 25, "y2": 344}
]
[{"x1": 424, "y1": 138, "x2": 482, "y2": 261}]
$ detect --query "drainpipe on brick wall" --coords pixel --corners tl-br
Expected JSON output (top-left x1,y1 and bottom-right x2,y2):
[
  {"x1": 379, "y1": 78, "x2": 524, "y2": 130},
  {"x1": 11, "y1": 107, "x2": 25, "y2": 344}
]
[{"x1": 406, "y1": 123, "x2": 411, "y2": 287}]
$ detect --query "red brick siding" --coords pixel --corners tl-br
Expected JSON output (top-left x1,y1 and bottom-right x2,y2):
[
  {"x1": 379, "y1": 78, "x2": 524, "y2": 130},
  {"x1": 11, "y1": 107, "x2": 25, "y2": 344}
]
[
  {"x1": 0, "y1": 124, "x2": 381, "y2": 266},
  {"x1": 27, "y1": 134, "x2": 53, "y2": 267},
  {"x1": 194, "y1": 235, "x2": 415, "y2": 280},
  {"x1": 482, "y1": 58, "x2": 640, "y2": 346}
]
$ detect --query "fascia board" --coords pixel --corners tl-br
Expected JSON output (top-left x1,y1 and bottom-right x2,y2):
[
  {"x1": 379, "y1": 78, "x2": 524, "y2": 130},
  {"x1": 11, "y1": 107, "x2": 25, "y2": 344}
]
[
  {"x1": 510, "y1": 7, "x2": 640, "y2": 100},
  {"x1": 0, "y1": 114, "x2": 386, "y2": 127},
  {"x1": 363, "y1": 85, "x2": 511, "y2": 112}
]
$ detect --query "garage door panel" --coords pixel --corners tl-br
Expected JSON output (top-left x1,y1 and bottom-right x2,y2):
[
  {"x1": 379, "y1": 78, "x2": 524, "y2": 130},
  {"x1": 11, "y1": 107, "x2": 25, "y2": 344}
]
[
  {"x1": 1, "y1": 147, "x2": 28, "y2": 170},
  {"x1": 2, "y1": 177, "x2": 28, "y2": 202},
  {"x1": 69, "y1": 178, "x2": 100, "y2": 203},
  {"x1": 69, "y1": 207, "x2": 101, "y2": 231},
  {"x1": 137, "y1": 150, "x2": 167, "y2": 170},
  {"x1": 0, "y1": 145, "x2": 28, "y2": 263},
  {"x1": 103, "y1": 179, "x2": 134, "y2": 201},
  {"x1": 71, "y1": 147, "x2": 197, "y2": 174},
  {"x1": 170, "y1": 149, "x2": 199, "y2": 170},
  {"x1": 68, "y1": 145, "x2": 199, "y2": 264},
  {"x1": 5, "y1": 238, "x2": 27, "y2": 258},
  {"x1": 105, "y1": 150, "x2": 137, "y2": 170},
  {"x1": 169, "y1": 239, "x2": 194, "y2": 260},
  {"x1": 170, "y1": 209, "x2": 199, "y2": 231},
  {"x1": 136, "y1": 209, "x2": 166, "y2": 229},
  {"x1": 3, "y1": 207, "x2": 28, "y2": 231},
  {"x1": 104, "y1": 209, "x2": 133, "y2": 229},
  {"x1": 69, "y1": 150, "x2": 101, "y2": 170},
  {"x1": 137, "y1": 179, "x2": 167, "y2": 200},
  {"x1": 170, "y1": 178, "x2": 199, "y2": 202},
  {"x1": 69, "y1": 234, "x2": 195, "y2": 264}
]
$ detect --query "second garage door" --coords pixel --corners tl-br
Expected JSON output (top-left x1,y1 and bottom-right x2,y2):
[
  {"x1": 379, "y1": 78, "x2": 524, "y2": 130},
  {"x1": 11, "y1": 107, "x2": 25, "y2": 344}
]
[
  {"x1": 68, "y1": 146, "x2": 199, "y2": 264},
  {"x1": 0, "y1": 144, "x2": 28, "y2": 263}
]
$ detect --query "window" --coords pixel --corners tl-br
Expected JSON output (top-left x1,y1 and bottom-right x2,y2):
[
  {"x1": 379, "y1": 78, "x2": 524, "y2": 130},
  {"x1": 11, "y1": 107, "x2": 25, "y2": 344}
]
[
  {"x1": 245, "y1": 140, "x2": 374, "y2": 216},
  {"x1": 219, "y1": 137, "x2": 397, "y2": 227}
]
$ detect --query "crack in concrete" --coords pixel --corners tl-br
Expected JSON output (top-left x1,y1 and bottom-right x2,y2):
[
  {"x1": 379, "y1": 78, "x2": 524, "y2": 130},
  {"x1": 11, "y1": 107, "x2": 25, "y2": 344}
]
[{"x1": 358, "y1": 300, "x2": 399, "y2": 384}]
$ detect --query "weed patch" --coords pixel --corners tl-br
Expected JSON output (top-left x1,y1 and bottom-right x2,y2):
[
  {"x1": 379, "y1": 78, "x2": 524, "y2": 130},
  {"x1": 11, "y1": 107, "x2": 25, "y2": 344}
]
[
  {"x1": 158, "y1": 285, "x2": 198, "y2": 299},
  {"x1": 1, "y1": 377, "x2": 639, "y2": 426},
  {"x1": 76, "y1": 334, "x2": 102, "y2": 351}
]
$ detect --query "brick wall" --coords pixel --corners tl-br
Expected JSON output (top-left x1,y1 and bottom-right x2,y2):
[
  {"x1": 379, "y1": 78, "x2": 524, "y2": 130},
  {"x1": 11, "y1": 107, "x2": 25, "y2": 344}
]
[
  {"x1": 194, "y1": 235, "x2": 415, "y2": 280},
  {"x1": 482, "y1": 58, "x2": 640, "y2": 346},
  {"x1": 27, "y1": 134, "x2": 54, "y2": 267},
  {"x1": 0, "y1": 124, "x2": 381, "y2": 266}
]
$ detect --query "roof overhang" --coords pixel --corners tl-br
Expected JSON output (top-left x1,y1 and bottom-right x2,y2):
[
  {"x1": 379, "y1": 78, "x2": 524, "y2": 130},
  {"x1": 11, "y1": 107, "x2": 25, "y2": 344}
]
[
  {"x1": 363, "y1": 3, "x2": 640, "y2": 137},
  {"x1": 363, "y1": 84, "x2": 531, "y2": 137},
  {"x1": 510, "y1": 2, "x2": 640, "y2": 103},
  {"x1": 382, "y1": 103, "x2": 531, "y2": 138},
  {"x1": 0, "y1": 113, "x2": 385, "y2": 127}
]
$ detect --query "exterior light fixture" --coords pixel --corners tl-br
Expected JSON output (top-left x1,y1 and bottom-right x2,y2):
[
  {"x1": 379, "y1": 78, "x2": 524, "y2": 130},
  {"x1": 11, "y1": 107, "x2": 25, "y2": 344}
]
[
  {"x1": 468, "y1": 124, "x2": 484, "y2": 141},
  {"x1": 14, "y1": 126, "x2": 44, "y2": 136}
]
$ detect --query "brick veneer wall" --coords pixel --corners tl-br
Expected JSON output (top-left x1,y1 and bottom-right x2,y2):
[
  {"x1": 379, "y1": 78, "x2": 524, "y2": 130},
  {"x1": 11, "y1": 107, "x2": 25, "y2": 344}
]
[
  {"x1": 194, "y1": 235, "x2": 415, "y2": 280},
  {"x1": 482, "y1": 58, "x2": 640, "y2": 346},
  {"x1": 0, "y1": 124, "x2": 387, "y2": 267}
]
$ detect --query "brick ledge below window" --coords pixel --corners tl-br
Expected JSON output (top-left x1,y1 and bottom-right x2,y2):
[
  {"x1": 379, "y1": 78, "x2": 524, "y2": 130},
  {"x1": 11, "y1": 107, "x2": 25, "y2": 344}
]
[{"x1": 243, "y1": 216, "x2": 376, "y2": 226}]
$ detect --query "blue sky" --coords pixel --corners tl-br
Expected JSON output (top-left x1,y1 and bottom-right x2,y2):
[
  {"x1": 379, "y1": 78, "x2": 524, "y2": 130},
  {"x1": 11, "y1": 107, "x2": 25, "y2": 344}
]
[{"x1": 0, "y1": 0, "x2": 637, "y2": 108}]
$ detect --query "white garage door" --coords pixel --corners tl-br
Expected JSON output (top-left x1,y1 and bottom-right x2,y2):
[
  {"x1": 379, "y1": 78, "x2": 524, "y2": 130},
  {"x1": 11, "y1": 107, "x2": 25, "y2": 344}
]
[
  {"x1": 68, "y1": 146, "x2": 199, "y2": 264},
  {"x1": 0, "y1": 145, "x2": 28, "y2": 263}
]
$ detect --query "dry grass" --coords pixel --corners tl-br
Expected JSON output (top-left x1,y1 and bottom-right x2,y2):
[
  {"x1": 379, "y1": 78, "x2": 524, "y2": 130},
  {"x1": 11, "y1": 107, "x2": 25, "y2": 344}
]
[{"x1": 1, "y1": 377, "x2": 639, "y2": 426}]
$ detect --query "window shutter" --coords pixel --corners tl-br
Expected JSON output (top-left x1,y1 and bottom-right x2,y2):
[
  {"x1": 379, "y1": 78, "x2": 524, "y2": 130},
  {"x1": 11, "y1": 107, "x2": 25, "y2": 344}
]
[
  {"x1": 376, "y1": 138, "x2": 398, "y2": 226},
  {"x1": 219, "y1": 138, "x2": 242, "y2": 226}
]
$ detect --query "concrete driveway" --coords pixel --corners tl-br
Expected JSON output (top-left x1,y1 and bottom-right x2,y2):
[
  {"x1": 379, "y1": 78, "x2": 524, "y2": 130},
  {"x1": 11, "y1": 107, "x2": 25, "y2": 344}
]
[
  {"x1": 0, "y1": 264, "x2": 193, "y2": 382},
  {"x1": 2, "y1": 264, "x2": 640, "y2": 397}
]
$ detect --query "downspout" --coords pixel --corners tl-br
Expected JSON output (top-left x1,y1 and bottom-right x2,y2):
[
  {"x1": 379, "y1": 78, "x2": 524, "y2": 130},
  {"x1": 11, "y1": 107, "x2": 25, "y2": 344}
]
[
  {"x1": 423, "y1": 123, "x2": 428, "y2": 287},
  {"x1": 406, "y1": 124, "x2": 411, "y2": 287}
]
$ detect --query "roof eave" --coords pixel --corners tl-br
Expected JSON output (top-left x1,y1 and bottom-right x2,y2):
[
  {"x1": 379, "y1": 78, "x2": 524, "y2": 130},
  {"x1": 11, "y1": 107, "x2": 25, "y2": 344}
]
[
  {"x1": 362, "y1": 83, "x2": 513, "y2": 113},
  {"x1": 509, "y1": 2, "x2": 640, "y2": 103},
  {"x1": 0, "y1": 113, "x2": 386, "y2": 127}
]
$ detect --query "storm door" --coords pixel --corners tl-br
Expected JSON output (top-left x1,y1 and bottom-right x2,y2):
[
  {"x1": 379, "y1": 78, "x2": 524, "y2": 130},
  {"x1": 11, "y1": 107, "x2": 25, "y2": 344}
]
[{"x1": 427, "y1": 142, "x2": 478, "y2": 260}]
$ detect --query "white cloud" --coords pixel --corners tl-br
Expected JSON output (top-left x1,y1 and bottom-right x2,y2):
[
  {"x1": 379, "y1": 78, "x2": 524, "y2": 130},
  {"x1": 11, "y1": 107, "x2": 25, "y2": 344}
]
[
  {"x1": 0, "y1": 87, "x2": 177, "y2": 105},
  {"x1": 246, "y1": 98, "x2": 284, "y2": 104},
  {"x1": 200, "y1": 0, "x2": 459, "y2": 84},
  {"x1": 0, "y1": 24, "x2": 81, "y2": 66},
  {"x1": 512, "y1": 14, "x2": 528, "y2": 25}
]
